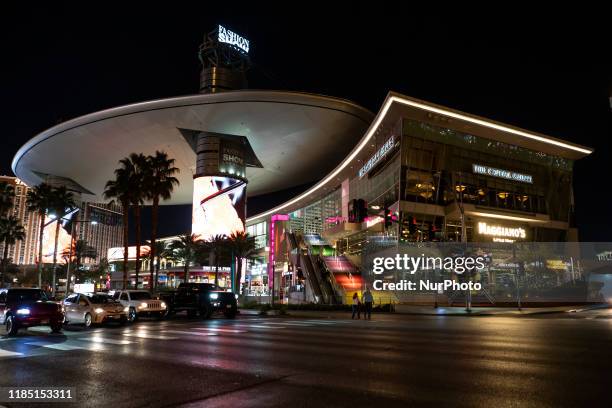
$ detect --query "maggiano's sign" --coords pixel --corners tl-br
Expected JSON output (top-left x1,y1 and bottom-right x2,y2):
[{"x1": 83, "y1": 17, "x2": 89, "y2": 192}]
[
  {"x1": 478, "y1": 222, "x2": 526, "y2": 239},
  {"x1": 472, "y1": 164, "x2": 533, "y2": 184},
  {"x1": 359, "y1": 136, "x2": 396, "y2": 178}
]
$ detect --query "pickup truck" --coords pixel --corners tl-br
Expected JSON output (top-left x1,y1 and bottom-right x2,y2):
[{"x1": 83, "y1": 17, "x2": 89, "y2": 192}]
[
  {"x1": 1, "y1": 288, "x2": 65, "y2": 336},
  {"x1": 159, "y1": 283, "x2": 237, "y2": 319}
]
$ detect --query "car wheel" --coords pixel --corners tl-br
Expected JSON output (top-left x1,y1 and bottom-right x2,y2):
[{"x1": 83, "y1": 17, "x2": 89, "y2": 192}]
[
  {"x1": 155, "y1": 312, "x2": 165, "y2": 320},
  {"x1": 5, "y1": 315, "x2": 19, "y2": 336},
  {"x1": 119, "y1": 316, "x2": 128, "y2": 326},
  {"x1": 128, "y1": 308, "x2": 138, "y2": 323},
  {"x1": 224, "y1": 308, "x2": 237, "y2": 319},
  {"x1": 199, "y1": 305, "x2": 212, "y2": 320},
  {"x1": 187, "y1": 309, "x2": 197, "y2": 318},
  {"x1": 51, "y1": 322, "x2": 63, "y2": 333},
  {"x1": 84, "y1": 313, "x2": 93, "y2": 328}
]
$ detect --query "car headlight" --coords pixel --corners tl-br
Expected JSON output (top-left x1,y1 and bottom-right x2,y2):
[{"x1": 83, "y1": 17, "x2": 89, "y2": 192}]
[
  {"x1": 235, "y1": 294, "x2": 239, "y2": 300},
  {"x1": 124, "y1": 306, "x2": 130, "y2": 312},
  {"x1": 160, "y1": 302, "x2": 167, "y2": 309},
  {"x1": 94, "y1": 308, "x2": 104, "y2": 314},
  {"x1": 209, "y1": 293, "x2": 219, "y2": 300},
  {"x1": 139, "y1": 302, "x2": 147, "y2": 309},
  {"x1": 16, "y1": 308, "x2": 30, "y2": 315}
]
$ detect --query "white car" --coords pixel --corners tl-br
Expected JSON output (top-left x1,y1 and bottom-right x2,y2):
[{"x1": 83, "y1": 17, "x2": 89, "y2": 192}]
[{"x1": 112, "y1": 290, "x2": 167, "y2": 322}]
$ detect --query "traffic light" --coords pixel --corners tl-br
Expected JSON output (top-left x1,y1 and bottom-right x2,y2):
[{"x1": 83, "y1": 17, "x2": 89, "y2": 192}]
[
  {"x1": 408, "y1": 216, "x2": 417, "y2": 234},
  {"x1": 384, "y1": 207, "x2": 393, "y2": 228}
]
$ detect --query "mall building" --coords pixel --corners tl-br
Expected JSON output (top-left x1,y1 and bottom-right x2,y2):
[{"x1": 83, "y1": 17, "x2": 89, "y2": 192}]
[
  {"x1": 242, "y1": 93, "x2": 593, "y2": 304},
  {"x1": 11, "y1": 26, "x2": 595, "y2": 302}
]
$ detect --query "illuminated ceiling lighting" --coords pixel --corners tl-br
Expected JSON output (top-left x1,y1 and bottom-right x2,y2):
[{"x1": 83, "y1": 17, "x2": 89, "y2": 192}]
[
  {"x1": 370, "y1": 205, "x2": 380, "y2": 210},
  {"x1": 468, "y1": 211, "x2": 547, "y2": 223},
  {"x1": 247, "y1": 94, "x2": 591, "y2": 224},
  {"x1": 391, "y1": 96, "x2": 592, "y2": 155}
]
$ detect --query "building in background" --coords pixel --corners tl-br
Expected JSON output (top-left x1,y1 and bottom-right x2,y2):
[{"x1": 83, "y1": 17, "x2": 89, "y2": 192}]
[
  {"x1": 0, "y1": 175, "x2": 122, "y2": 268},
  {"x1": 0, "y1": 176, "x2": 39, "y2": 265}
]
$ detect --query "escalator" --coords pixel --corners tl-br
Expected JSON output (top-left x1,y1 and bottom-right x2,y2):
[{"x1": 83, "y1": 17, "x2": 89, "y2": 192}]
[{"x1": 287, "y1": 232, "x2": 325, "y2": 303}]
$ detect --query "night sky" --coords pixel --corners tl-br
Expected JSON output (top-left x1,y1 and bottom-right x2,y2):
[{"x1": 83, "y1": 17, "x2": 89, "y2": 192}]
[{"x1": 1, "y1": 5, "x2": 610, "y2": 241}]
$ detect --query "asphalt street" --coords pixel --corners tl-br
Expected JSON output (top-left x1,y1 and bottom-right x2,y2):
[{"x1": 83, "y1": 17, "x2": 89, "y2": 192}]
[{"x1": 0, "y1": 311, "x2": 611, "y2": 407}]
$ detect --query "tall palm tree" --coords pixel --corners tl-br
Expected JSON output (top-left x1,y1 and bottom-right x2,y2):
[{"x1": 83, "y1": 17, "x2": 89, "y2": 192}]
[
  {"x1": 128, "y1": 153, "x2": 148, "y2": 289},
  {"x1": 144, "y1": 151, "x2": 179, "y2": 292},
  {"x1": 227, "y1": 231, "x2": 256, "y2": 294},
  {"x1": 104, "y1": 157, "x2": 136, "y2": 290},
  {"x1": 26, "y1": 183, "x2": 53, "y2": 288},
  {"x1": 0, "y1": 182, "x2": 15, "y2": 216},
  {"x1": 49, "y1": 186, "x2": 76, "y2": 296},
  {"x1": 168, "y1": 234, "x2": 202, "y2": 284},
  {"x1": 0, "y1": 216, "x2": 26, "y2": 287},
  {"x1": 208, "y1": 234, "x2": 229, "y2": 287}
]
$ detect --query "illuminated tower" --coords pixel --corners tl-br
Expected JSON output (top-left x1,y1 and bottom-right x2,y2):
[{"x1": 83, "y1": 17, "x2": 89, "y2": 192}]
[
  {"x1": 198, "y1": 24, "x2": 251, "y2": 94},
  {"x1": 184, "y1": 26, "x2": 260, "y2": 240}
]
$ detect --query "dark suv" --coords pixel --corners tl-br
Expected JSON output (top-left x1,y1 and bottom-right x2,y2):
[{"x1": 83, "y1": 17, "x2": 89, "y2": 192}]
[
  {"x1": 0, "y1": 288, "x2": 65, "y2": 336},
  {"x1": 160, "y1": 283, "x2": 238, "y2": 319}
]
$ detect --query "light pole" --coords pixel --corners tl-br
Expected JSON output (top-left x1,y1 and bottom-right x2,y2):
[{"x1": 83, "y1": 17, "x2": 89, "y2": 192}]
[{"x1": 65, "y1": 219, "x2": 98, "y2": 295}]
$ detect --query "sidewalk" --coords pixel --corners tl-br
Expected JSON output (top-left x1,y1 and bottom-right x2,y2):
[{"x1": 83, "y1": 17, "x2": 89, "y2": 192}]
[{"x1": 238, "y1": 303, "x2": 610, "y2": 318}]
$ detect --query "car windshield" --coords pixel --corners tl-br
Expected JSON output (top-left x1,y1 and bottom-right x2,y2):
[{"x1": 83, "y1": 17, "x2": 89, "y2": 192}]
[
  {"x1": 86, "y1": 294, "x2": 116, "y2": 304},
  {"x1": 7, "y1": 289, "x2": 47, "y2": 302},
  {"x1": 129, "y1": 292, "x2": 152, "y2": 300}
]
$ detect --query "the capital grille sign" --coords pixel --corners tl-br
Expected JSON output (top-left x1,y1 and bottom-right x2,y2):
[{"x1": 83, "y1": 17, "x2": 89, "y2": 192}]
[{"x1": 472, "y1": 164, "x2": 533, "y2": 184}]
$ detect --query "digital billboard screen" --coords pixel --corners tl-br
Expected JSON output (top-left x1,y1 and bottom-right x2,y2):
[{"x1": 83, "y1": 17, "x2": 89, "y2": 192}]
[{"x1": 192, "y1": 176, "x2": 246, "y2": 241}]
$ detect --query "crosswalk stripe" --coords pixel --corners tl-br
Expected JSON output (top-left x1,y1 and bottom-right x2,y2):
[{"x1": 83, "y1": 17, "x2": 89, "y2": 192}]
[
  {"x1": 264, "y1": 322, "x2": 314, "y2": 327},
  {"x1": 230, "y1": 324, "x2": 284, "y2": 329},
  {"x1": 194, "y1": 328, "x2": 246, "y2": 334},
  {"x1": 25, "y1": 341, "x2": 86, "y2": 351},
  {"x1": 122, "y1": 333, "x2": 178, "y2": 340},
  {"x1": 78, "y1": 337, "x2": 133, "y2": 345},
  {"x1": 0, "y1": 349, "x2": 23, "y2": 358},
  {"x1": 161, "y1": 330, "x2": 218, "y2": 336}
]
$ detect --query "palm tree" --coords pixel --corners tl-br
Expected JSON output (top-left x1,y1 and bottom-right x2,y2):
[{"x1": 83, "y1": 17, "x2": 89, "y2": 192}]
[
  {"x1": 147, "y1": 239, "x2": 171, "y2": 290},
  {"x1": 62, "y1": 239, "x2": 97, "y2": 290},
  {"x1": 0, "y1": 216, "x2": 26, "y2": 287},
  {"x1": 49, "y1": 186, "x2": 76, "y2": 296},
  {"x1": 0, "y1": 182, "x2": 15, "y2": 216},
  {"x1": 104, "y1": 157, "x2": 136, "y2": 290},
  {"x1": 168, "y1": 234, "x2": 202, "y2": 284},
  {"x1": 144, "y1": 151, "x2": 179, "y2": 292},
  {"x1": 26, "y1": 183, "x2": 53, "y2": 288},
  {"x1": 207, "y1": 234, "x2": 230, "y2": 287},
  {"x1": 227, "y1": 231, "x2": 256, "y2": 294},
  {"x1": 128, "y1": 153, "x2": 148, "y2": 289}
]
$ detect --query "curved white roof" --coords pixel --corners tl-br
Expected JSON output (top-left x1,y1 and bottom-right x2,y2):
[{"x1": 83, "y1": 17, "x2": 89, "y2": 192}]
[{"x1": 12, "y1": 90, "x2": 373, "y2": 204}]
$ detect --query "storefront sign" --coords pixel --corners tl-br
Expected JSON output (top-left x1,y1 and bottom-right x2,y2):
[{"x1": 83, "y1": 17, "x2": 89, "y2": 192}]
[
  {"x1": 359, "y1": 136, "x2": 395, "y2": 178},
  {"x1": 218, "y1": 25, "x2": 250, "y2": 53},
  {"x1": 472, "y1": 164, "x2": 533, "y2": 183},
  {"x1": 478, "y1": 222, "x2": 526, "y2": 239}
]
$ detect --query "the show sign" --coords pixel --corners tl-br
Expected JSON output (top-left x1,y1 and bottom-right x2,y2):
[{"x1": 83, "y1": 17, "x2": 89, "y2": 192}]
[
  {"x1": 218, "y1": 25, "x2": 250, "y2": 53},
  {"x1": 359, "y1": 136, "x2": 396, "y2": 178},
  {"x1": 472, "y1": 164, "x2": 533, "y2": 183},
  {"x1": 477, "y1": 222, "x2": 526, "y2": 239}
]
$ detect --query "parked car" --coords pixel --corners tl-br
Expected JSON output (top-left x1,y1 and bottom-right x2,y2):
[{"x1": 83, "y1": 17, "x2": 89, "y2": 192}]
[
  {"x1": 0, "y1": 288, "x2": 65, "y2": 336},
  {"x1": 112, "y1": 290, "x2": 167, "y2": 322},
  {"x1": 160, "y1": 283, "x2": 237, "y2": 319},
  {"x1": 63, "y1": 293, "x2": 127, "y2": 327}
]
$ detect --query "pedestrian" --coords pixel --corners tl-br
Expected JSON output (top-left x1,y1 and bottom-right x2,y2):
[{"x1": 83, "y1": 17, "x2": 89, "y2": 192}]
[
  {"x1": 362, "y1": 288, "x2": 373, "y2": 320},
  {"x1": 351, "y1": 292, "x2": 361, "y2": 319}
]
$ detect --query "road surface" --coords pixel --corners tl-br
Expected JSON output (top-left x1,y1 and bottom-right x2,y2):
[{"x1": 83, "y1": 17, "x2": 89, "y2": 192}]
[{"x1": 0, "y1": 311, "x2": 611, "y2": 407}]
